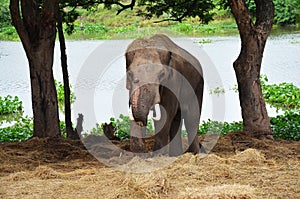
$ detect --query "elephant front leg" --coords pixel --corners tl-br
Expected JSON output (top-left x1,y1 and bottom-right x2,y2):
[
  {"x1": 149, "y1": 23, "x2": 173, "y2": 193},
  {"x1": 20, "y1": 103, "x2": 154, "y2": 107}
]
[
  {"x1": 152, "y1": 104, "x2": 170, "y2": 155},
  {"x1": 130, "y1": 120, "x2": 147, "y2": 153}
]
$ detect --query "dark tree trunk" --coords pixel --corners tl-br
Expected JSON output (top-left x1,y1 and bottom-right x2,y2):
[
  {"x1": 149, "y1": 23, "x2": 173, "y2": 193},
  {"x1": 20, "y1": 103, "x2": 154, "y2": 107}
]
[
  {"x1": 228, "y1": 0, "x2": 274, "y2": 138},
  {"x1": 10, "y1": 0, "x2": 61, "y2": 137},
  {"x1": 57, "y1": 12, "x2": 79, "y2": 140}
]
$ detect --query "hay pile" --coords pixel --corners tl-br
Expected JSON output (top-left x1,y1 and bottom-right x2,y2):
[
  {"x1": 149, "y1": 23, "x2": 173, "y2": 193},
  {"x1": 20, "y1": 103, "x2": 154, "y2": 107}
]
[{"x1": 0, "y1": 133, "x2": 299, "y2": 198}]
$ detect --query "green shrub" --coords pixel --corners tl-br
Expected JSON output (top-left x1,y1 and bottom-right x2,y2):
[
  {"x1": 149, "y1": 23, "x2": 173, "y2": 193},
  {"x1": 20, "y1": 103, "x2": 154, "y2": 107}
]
[
  {"x1": 0, "y1": 116, "x2": 33, "y2": 143},
  {"x1": 90, "y1": 114, "x2": 154, "y2": 140},
  {"x1": 246, "y1": 0, "x2": 298, "y2": 25},
  {"x1": 55, "y1": 80, "x2": 76, "y2": 114},
  {"x1": 261, "y1": 75, "x2": 300, "y2": 111},
  {"x1": 0, "y1": 93, "x2": 69, "y2": 143},
  {"x1": 0, "y1": 117, "x2": 68, "y2": 143},
  {"x1": 274, "y1": 0, "x2": 297, "y2": 26},
  {"x1": 0, "y1": 95, "x2": 23, "y2": 115},
  {"x1": 0, "y1": 0, "x2": 10, "y2": 28},
  {"x1": 198, "y1": 119, "x2": 243, "y2": 135},
  {"x1": 270, "y1": 110, "x2": 300, "y2": 141}
]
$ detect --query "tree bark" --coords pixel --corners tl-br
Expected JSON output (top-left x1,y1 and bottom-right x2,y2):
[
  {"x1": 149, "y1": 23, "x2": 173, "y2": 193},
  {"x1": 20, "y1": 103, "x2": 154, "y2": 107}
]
[
  {"x1": 228, "y1": 0, "x2": 274, "y2": 138},
  {"x1": 10, "y1": 0, "x2": 61, "y2": 137},
  {"x1": 57, "y1": 12, "x2": 79, "y2": 140}
]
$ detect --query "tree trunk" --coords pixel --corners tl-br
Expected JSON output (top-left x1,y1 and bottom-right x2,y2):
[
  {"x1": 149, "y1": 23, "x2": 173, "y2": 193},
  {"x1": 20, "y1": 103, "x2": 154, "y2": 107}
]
[
  {"x1": 10, "y1": 0, "x2": 61, "y2": 137},
  {"x1": 57, "y1": 12, "x2": 79, "y2": 140},
  {"x1": 228, "y1": 0, "x2": 274, "y2": 138},
  {"x1": 29, "y1": 46, "x2": 61, "y2": 137}
]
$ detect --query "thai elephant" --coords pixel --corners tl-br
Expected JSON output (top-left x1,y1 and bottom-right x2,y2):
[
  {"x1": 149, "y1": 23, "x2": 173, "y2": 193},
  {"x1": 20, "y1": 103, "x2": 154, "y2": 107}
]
[{"x1": 126, "y1": 34, "x2": 204, "y2": 156}]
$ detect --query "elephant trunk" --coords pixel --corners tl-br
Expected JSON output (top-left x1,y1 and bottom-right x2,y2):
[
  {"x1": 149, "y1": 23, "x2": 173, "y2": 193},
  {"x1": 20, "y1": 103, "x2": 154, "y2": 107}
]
[{"x1": 130, "y1": 85, "x2": 160, "y2": 126}]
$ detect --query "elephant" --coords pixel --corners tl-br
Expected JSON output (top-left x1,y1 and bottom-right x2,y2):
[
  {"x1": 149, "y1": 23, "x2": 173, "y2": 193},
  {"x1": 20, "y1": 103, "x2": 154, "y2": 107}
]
[{"x1": 125, "y1": 34, "x2": 204, "y2": 156}]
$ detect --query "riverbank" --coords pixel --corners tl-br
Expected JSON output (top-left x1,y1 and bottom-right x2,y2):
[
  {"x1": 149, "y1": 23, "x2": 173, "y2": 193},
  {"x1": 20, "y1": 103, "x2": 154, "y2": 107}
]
[
  {"x1": 1, "y1": 21, "x2": 300, "y2": 41},
  {"x1": 1, "y1": 4, "x2": 300, "y2": 41}
]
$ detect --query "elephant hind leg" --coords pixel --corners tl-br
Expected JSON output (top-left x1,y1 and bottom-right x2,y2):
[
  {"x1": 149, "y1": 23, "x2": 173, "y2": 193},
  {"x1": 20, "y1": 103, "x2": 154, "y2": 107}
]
[
  {"x1": 183, "y1": 110, "x2": 201, "y2": 154},
  {"x1": 169, "y1": 108, "x2": 183, "y2": 156}
]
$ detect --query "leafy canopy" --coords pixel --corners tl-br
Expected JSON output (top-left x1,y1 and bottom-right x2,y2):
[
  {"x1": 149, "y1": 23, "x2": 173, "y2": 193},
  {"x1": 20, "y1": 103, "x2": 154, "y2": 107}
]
[{"x1": 137, "y1": 0, "x2": 215, "y2": 23}]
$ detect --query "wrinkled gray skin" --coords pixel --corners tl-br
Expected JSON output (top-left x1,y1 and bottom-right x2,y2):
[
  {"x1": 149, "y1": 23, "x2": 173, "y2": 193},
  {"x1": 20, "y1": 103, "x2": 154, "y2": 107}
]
[{"x1": 126, "y1": 34, "x2": 204, "y2": 156}]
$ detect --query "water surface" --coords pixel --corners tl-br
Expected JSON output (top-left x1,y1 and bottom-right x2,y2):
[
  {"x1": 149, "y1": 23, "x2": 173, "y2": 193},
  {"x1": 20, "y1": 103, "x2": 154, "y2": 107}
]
[{"x1": 0, "y1": 35, "x2": 299, "y2": 130}]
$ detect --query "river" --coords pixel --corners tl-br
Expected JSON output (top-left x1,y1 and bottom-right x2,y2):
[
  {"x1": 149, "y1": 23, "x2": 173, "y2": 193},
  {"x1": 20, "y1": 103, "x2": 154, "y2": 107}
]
[{"x1": 0, "y1": 34, "x2": 299, "y2": 131}]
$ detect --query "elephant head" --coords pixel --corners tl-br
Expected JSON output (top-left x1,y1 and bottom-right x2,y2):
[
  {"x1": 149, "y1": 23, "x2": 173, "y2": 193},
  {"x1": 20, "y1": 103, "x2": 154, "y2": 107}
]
[{"x1": 126, "y1": 47, "x2": 172, "y2": 126}]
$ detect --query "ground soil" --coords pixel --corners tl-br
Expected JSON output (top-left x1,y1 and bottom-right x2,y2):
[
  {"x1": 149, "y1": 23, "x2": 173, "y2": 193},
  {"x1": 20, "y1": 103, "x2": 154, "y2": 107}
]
[{"x1": 0, "y1": 131, "x2": 299, "y2": 198}]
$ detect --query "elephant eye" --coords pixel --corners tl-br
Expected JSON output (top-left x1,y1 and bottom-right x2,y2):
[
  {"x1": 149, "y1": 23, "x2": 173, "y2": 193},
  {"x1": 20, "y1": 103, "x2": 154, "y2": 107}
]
[
  {"x1": 127, "y1": 71, "x2": 133, "y2": 79},
  {"x1": 159, "y1": 71, "x2": 165, "y2": 80}
]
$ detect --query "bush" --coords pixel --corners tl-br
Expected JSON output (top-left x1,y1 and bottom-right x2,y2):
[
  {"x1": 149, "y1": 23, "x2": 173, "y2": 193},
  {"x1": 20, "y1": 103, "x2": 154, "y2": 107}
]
[
  {"x1": 0, "y1": 95, "x2": 23, "y2": 115},
  {"x1": 0, "y1": 116, "x2": 33, "y2": 143},
  {"x1": 90, "y1": 114, "x2": 154, "y2": 140},
  {"x1": 246, "y1": 0, "x2": 298, "y2": 25},
  {"x1": 273, "y1": 0, "x2": 297, "y2": 26},
  {"x1": 270, "y1": 110, "x2": 300, "y2": 141},
  {"x1": 0, "y1": 0, "x2": 11, "y2": 28},
  {"x1": 261, "y1": 75, "x2": 300, "y2": 111},
  {"x1": 55, "y1": 80, "x2": 76, "y2": 114},
  {"x1": 0, "y1": 92, "x2": 70, "y2": 143},
  {"x1": 198, "y1": 119, "x2": 243, "y2": 135}
]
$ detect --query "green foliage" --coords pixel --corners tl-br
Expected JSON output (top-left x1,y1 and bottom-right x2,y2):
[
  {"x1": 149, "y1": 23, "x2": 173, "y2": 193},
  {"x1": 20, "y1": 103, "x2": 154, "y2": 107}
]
[
  {"x1": 170, "y1": 22, "x2": 237, "y2": 36},
  {"x1": 89, "y1": 114, "x2": 154, "y2": 140},
  {"x1": 80, "y1": 23, "x2": 109, "y2": 34},
  {"x1": 260, "y1": 75, "x2": 300, "y2": 141},
  {"x1": 110, "y1": 114, "x2": 154, "y2": 140},
  {"x1": 0, "y1": 95, "x2": 23, "y2": 115},
  {"x1": 0, "y1": 116, "x2": 68, "y2": 143},
  {"x1": 198, "y1": 75, "x2": 300, "y2": 141},
  {"x1": 0, "y1": 0, "x2": 10, "y2": 28},
  {"x1": 62, "y1": 9, "x2": 80, "y2": 35},
  {"x1": 270, "y1": 110, "x2": 300, "y2": 141},
  {"x1": 110, "y1": 114, "x2": 131, "y2": 140},
  {"x1": 273, "y1": 0, "x2": 297, "y2": 26},
  {"x1": 60, "y1": 121, "x2": 67, "y2": 138},
  {"x1": 198, "y1": 120, "x2": 243, "y2": 135},
  {"x1": 209, "y1": 87, "x2": 226, "y2": 96},
  {"x1": 246, "y1": 0, "x2": 298, "y2": 26},
  {"x1": 0, "y1": 94, "x2": 69, "y2": 143},
  {"x1": 261, "y1": 75, "x2": 300, "y2": 111},
  {"x1": 90, "y1": 123, "x2": 105, "y2": 136},
  {"x1": 55, "y1": 80, "x2": 76, "y2": 114},
  {"x1": 0, "y1": 116, "x2": 33, "y2": 143},
  {"x1": 137, "y1": 0, "x2": 215, "y2": 23}
]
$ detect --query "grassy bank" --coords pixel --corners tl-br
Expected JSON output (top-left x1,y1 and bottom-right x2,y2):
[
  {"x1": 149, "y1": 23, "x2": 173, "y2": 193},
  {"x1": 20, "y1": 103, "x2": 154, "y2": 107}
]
[{"x1": 1, "y1": 5, "x2": 299, "y2": 41}]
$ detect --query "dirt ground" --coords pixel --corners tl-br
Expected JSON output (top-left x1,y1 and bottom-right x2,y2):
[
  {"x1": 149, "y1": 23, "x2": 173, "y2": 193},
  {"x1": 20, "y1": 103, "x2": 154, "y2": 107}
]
[{"x1": 0, "y1": 131, "x2": 299, "y2": 199}]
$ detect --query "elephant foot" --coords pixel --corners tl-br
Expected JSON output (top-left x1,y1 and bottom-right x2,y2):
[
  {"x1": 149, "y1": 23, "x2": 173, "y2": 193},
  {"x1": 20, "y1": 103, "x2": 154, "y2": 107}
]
[
  {"x1": 186, "y1": 142, "x2": 201, "y2": 154},
  {"x1": 153, "y1": 142, "x2": 168, "y2": 156},
  {"x1": 130, "y1": 136, "x2": 147, "y2": 153},
  {"x1": 169, "y1": 147, "x2": 183, "y2": 157}
]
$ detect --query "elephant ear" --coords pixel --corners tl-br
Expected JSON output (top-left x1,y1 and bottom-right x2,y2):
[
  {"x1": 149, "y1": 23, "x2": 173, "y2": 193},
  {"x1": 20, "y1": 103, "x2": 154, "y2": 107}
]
[
  {"x1": 158, "y1": 49, "x2": 173, "y2": 80},
  {"x1": 125, "y1": 50, "x2": 136, "y2": 70},
  {"x1": 158, "y1": 49, "x2": 172, "y2": 66}
]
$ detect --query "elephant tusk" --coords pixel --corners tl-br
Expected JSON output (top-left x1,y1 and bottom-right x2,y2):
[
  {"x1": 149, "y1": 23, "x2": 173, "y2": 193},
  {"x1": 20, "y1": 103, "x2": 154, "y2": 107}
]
[
  {"x1": 152, "y1": 104, "x2": 161, "y2": 121},
  {"x1": 129, "y1": 105, "x2": 134, "y2": 121}
]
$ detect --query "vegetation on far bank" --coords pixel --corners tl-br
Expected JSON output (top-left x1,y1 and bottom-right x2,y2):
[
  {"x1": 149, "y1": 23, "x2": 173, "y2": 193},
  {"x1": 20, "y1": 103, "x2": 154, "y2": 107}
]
[{"x1": 1, "y1": 0, "x2": 300, "y2": 41}]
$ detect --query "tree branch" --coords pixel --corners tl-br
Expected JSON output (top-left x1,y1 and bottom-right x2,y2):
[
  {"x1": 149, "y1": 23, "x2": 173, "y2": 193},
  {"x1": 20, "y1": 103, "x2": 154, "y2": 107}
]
[
  {"x1": 62, "y1": 0, "x2": 136, "y2": 15},
  {"x1": 176, "y1": 0, "x2": 198, "y2": 22},
  {"x1": 254, "y1": 0, "x2": 274, "y2": 35},
  {"x1": 9, "y1": 0, "x2": 30, "y2": 52},
  {"x1": 116, "y1": 0, "x2": 136, "y2": 15},
  {"x1": 227, "y1": 0, "x2": 255, "y2": 41}
]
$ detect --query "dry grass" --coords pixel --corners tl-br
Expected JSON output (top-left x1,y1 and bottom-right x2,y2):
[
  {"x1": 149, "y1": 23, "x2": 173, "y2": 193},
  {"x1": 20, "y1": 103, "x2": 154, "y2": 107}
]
[{"x1": 0, "y1": 133, "x2": 299, "y2": 198}]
